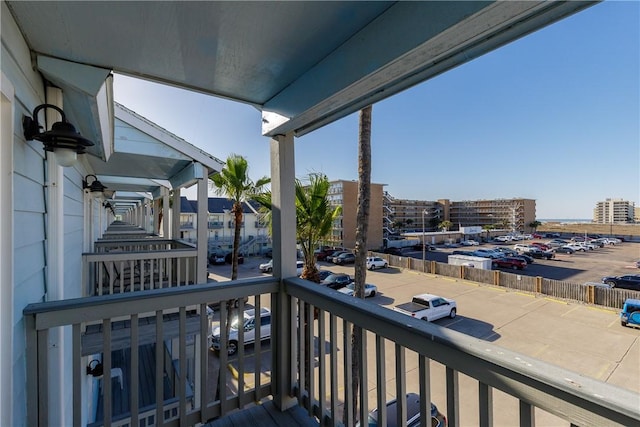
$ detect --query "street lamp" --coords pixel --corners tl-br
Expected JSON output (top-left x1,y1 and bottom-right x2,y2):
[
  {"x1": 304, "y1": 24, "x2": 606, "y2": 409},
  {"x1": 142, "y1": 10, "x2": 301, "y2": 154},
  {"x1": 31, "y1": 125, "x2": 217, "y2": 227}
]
[{"x1": 422, "y1": 209, "x2": 429, "y2": 268}]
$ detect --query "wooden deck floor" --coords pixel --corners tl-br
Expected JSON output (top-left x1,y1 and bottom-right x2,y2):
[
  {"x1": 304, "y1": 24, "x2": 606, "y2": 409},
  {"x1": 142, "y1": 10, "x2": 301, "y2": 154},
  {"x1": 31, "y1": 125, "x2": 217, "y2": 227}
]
[{"x1": 204, "y1": 400, "x2": 320, "y2": 427}]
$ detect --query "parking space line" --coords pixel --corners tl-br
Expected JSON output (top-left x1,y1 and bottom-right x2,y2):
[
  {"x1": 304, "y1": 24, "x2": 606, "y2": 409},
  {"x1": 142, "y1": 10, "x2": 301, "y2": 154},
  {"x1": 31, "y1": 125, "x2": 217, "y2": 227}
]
[{"x1": 544, "y1": 297, "x2": 568, "y2": 304}]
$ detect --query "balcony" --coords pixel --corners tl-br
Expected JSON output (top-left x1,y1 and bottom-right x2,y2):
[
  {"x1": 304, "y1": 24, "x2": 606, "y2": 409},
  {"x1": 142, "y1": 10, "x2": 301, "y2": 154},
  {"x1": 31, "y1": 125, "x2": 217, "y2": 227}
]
[
  {"x1": 208, "y1": 221, "x2": 224, "y2": 229},
  {"x1": 84, "y1": 238, "x2": 198, "y2": 297},
  {"x1": 24, "y1": 275, "x2": 639, "y2": 426}
]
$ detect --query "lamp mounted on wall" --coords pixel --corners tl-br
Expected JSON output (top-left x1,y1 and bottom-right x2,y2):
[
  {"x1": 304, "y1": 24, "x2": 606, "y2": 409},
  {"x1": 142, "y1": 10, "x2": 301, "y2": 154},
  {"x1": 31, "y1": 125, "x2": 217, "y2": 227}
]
[
  {"x1": 22, "y1": 103, "x2": 94, "y2": 167},
  {"x1": 83, "y1": 174, "x2": 107, "y2": 193}
]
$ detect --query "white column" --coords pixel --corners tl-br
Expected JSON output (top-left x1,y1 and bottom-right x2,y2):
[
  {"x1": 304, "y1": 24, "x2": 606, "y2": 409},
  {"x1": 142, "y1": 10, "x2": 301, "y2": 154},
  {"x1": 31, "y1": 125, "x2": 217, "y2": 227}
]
[
  {"x1": 270, "y1": 132, "x2": 297, "y2": 410},
  {"x1": 163, "y1": 189, "x2": 170, "y2": 238},
  {"x1": 172, "y1": 190, "x2": 181, "y2": 240},
  {"x1": 196, "y1": 175, "x2": 208, "y2": 283}
]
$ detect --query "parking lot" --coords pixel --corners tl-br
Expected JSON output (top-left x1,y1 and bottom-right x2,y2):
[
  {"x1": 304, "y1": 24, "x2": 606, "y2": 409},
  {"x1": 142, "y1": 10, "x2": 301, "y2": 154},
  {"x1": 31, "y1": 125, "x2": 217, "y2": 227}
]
[{"x1": 207, "y1": 242, "x2": 640, "y2": 423}]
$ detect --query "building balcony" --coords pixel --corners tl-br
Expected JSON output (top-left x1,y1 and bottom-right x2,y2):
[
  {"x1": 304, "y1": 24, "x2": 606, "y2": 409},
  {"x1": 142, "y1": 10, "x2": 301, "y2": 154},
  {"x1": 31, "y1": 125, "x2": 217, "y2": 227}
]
[
  {"x1": 84, "y1": 232, "x2": 198, "y2": 297},
  {"x1": 24, "y1": 274, "x2": 639, "y2": 427},
  {"x1": 208, "y1": 221, "x2": 224, "y2": 229}
]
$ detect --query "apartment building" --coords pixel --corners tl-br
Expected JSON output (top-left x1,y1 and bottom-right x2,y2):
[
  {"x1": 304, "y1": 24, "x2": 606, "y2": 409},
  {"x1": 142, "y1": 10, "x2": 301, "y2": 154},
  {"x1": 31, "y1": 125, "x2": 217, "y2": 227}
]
[
  {"x1": 180, "y1": 197, "x2": 271, "y2": 255},
  {"x1": 593, "y1": 198, "x2": 635, "y2": 224},
  {"x1": 326, "y1": 180, "x2": 385, "y2": 250},
  {"x1": 383, "y1": 195, "x2": 536, "y2": 235},
  {"x1": 448, "y1": 198, "x2": 536, "y2": 232}
]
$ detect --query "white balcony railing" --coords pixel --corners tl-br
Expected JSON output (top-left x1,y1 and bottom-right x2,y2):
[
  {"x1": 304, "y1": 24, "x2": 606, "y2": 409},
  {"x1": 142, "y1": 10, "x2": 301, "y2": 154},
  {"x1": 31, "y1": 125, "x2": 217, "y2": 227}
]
[{"x1": 24, "y1": 277, "x2": 640, "y2": 427}]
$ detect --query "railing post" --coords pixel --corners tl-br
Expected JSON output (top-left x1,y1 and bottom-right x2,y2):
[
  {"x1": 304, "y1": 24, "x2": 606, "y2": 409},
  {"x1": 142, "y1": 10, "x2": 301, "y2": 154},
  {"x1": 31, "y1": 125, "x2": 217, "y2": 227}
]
[{"x1": 536, "y1": 276, "x2": 543, "y2": 294}]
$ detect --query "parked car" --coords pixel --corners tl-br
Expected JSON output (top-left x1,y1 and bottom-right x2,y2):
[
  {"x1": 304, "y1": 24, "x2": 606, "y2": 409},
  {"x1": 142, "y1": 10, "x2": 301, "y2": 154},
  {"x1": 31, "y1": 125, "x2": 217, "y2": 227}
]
[
  {"x1": 531, "y1": 242, "x2": 552, "y2": 251},
  {"x1": 320, "y1": 273, "x2": 353, "y2": 289},
  {"x1": 472, "y1": 249, "x2": 504, "y2": 259},
  {"x1": 208, "y1": 252, "x2": 226, "y2": 265},
  {"x1": 555, "y1": 246, "x2": 576, "y2": 254},
  {"x1": 209, "y1": 307, "x2": 271, "y2": 355},
  {"x1": 492, "y1": 257, "x2": 527, "y2": 270},
  {"x1": 494, "y1": 235, "x2": 512, "y2": 242},
  {"x1": 492, "y1": 246, "x2": 519, "y2": 257},
  {"x1": 225, "y1": 252, "x2": 244, "y2": 264},
  {"x1": 259, "y1": 259, "x2": 304, "y2": 275},
  {"x1": 328, "y1": 250, "x2": 349, "y2": 263},
  {"x1": 318, "y1": 270, "x2": 334, "y2": 281},
  {"x1": 620, "y1": 298, "x2": 640, "y2": 328},
  {"x1": 601, "y1": 274, "x2": 640, "y2": 291},
  {"x1": 511, "y1": 253, "x2": 534, "y2": 265},
  {"x1": 513, "y1": 244, "x2": 538, "y2": 253},
  {"x1": 544, "y1": 233, "x2": 561, "y2": 238},
  {"x1": 394, "y1": 294, "x2": 457, "y2": 321},
  {"x1": 452, "y1": 250, "x2": 476, "y2": 256},
  {"x1": 545, "y1": 239, "x2": 569, "y2": 248},
  {"x1": 565, "y1": 243, "x2": 587, "y2": 252},
  {"x1": 338, "y1": 282, "x2": 378, "y2": 298},
  {"x1": 526, "y1": 248, "x2": 556, "y2": 260},
  {"x1": 460, "y1": 239, "x2": 479, "y2": 246},
  {"x1": 363, "y1": 392, "x2": 447, "y2": 427},
  {"x1": 383, "y1": 247, "x2": 403, "y2": 255},
  {"x1": 334, "y1": 252, "x2": 356, "y2": 265},
  {"x1": 366, "y1": 256, "x2": 388, "y2": 270},
  {"x1": 532, "y1": 233, "x2": 543, "y2": 239}
]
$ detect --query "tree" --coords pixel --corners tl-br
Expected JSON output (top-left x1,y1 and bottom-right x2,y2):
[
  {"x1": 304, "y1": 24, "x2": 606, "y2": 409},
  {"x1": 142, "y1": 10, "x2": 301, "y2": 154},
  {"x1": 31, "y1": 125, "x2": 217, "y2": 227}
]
[
  {"x1": 346, "y1": 105, "x2": 372, "y2": 424},
  {"x1": 528, "y1": 220, "x2": 541, "y2": 232},
  {"x1": 210, "y1": 154, "x2": 270, "y2": 282},
  {"x1": 439, "y1": 220, "x2": 452, "y2": 232},
  {"x1": 295, "y1": 174, "x2": 342, "y2": 281},
  {"x1": 253, "y1": 173, "x2": 341, "y2": 282}
]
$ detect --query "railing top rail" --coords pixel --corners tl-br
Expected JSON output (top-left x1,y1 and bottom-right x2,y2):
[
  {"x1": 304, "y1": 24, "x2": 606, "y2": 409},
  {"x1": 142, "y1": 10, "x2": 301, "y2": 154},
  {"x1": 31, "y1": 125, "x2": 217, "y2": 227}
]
[
  {"x1": 284, "y1": 277, "x2": 640, "y2": 426},
  {"x1": 83, "y1": 248, "x2": 197, "y2": 261},
  {"x1": 24, "y1": 276, "x2": 278, "y2": 328}
]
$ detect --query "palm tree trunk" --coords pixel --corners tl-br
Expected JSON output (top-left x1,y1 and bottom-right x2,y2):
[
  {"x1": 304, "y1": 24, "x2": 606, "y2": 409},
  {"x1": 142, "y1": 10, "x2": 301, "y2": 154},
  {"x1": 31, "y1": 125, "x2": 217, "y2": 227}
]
[{"x1": 347, "y1": 104, "x2": 372, "y2": 424}]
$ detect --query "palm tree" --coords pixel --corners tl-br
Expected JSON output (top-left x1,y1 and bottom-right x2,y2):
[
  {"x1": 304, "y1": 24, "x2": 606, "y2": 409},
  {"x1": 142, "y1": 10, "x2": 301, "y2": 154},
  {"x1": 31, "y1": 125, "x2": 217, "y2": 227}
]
[
  {"x1": 347, "y1": 105, "x2": 373, "y2": 424},
  {"x1": 294, "y1": 174, "x2": 342, "y2": 281},
  {"x1": 439, "y1": 220, "x2": 452, "y2": 232},
  {"x1": 210, "y1": 154, "x2": 270, "y2": 281},
  {"x1": 253, "y1": 173, "x2": 341, "y2": 282},
  {"x1": 529, "y1": 220, "x2": 542, "y2": 232}
]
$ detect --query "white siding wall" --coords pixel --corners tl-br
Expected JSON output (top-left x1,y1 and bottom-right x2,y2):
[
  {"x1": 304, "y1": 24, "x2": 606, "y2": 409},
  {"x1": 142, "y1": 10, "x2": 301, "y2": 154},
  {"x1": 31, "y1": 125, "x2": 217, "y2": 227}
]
[
  {"x1": 1, "y1": 5, "x2": 92, "y2": 425},
  {"x1": 2, "y1": 4, "x2": 47, "y2": 425}
]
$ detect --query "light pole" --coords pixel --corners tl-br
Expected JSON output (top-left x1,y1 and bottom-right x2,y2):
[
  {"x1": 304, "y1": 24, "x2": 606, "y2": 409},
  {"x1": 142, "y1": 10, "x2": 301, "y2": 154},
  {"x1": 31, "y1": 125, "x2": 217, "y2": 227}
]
[{"x1": 422, "y1": 209, "x2": 428, "y2": 268}]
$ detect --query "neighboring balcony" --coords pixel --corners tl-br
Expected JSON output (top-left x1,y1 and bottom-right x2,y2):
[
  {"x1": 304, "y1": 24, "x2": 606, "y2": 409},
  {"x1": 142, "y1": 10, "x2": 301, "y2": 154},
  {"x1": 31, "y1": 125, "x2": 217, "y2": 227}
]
[
  {"x1": 84, "y1": 238, "x2": 198, "y2": 296},
  {"x1": 24, "y1": 276, "x2": 640, "y2": 427}
]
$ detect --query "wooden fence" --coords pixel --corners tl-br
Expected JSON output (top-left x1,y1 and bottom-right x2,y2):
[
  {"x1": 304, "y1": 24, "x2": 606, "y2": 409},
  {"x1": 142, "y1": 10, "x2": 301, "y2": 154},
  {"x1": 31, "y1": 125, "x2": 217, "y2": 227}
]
[{"x1": 370, "y1": 252, "x2": 637, "y2": 309}]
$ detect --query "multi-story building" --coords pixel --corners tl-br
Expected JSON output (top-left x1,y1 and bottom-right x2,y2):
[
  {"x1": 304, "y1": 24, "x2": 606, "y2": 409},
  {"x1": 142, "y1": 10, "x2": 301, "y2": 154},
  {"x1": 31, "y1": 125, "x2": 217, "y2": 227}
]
[
  {"x1": 326, "y1": 180, "x2": 385, "y2": 250},
  {"x1": 179, "y1": 197, "x2": 271, "y2": 255},
  {"x1": 448, "y1": 198, "x2": 536, "y2": 233},
  {"x1": 593, "y1": 198, "x2": 635, "y2": 223},
  {"x1": 383, "y1": 195, "x2": 536, "y2": 235}
]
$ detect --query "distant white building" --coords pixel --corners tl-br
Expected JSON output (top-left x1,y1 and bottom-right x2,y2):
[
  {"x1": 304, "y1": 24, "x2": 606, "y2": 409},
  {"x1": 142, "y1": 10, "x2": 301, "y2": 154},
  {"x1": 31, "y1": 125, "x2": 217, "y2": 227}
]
[
  {"x1": 180, "y1": 197, "x2": 271, "y2": 255},
  {"x1": 593, "y1": 198, "x2": 635, "y2": 223}
]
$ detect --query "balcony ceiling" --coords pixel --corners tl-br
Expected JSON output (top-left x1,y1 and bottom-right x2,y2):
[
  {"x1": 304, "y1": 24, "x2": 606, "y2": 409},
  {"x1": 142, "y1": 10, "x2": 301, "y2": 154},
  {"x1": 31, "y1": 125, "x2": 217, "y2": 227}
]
[{"x1": 7, "y1": 1, "x2": 595, "y2": 137}]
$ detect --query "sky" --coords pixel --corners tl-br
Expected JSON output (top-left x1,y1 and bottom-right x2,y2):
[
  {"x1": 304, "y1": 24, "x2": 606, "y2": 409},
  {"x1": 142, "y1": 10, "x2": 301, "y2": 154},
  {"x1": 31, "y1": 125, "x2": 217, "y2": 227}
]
[{"x1": 112, "y1": 1, "x2": 639, "y2": 220}]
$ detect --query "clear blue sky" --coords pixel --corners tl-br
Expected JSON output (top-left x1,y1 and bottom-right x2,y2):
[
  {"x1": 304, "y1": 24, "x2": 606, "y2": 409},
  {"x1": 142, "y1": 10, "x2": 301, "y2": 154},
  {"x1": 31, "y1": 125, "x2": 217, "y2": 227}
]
[{"x1": 113, "y1": 1, "x2": 639, "y2": 220}]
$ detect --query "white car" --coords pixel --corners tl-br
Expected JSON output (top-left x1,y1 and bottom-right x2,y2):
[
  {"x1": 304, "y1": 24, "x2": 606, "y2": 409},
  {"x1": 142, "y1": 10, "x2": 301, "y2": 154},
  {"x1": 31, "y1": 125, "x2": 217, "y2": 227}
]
[
  {"x1": 460, "y1": 240, "x2": 479, "y2": 246},
  {"x1": 259, "y1": 259, "x2": 304, "y2": 275},
  {"x1": 338, "y1": 282, "x2": 378, "y2": 298},
  {"x1": 566, "y1": 242, "x2": 587, "y2": 252},
  {"x1": 513, "y1": 244, "x2": 537, "y2": 253},
  {"x1": 210, "y1": 307, "x2": 271, "y2": 355},
  {"x1": 494, "y1": 236, "x2": 512, "y2": 242},
  {"x1": 366, "y1": 256, "x2": 388, "y2": 270}
]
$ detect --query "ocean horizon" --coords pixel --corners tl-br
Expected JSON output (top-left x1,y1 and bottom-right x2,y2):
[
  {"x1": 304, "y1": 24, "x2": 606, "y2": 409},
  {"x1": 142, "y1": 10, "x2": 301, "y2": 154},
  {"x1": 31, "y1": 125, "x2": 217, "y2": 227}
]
[{"x1": 539, "y1": 219, "x2": 593, "y2": 223}]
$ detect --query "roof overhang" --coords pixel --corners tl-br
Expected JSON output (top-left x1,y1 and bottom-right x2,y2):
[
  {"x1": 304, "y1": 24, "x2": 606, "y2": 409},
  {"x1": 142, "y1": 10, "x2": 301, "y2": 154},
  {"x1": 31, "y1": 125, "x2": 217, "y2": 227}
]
[{"x1": 6, "y1": 1, "x2": 597, "y2": 141}]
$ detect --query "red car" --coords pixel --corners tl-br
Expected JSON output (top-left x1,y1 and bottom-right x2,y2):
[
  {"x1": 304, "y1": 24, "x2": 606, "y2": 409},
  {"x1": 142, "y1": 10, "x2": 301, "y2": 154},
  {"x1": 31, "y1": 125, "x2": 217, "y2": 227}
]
[
  {"x1": 492, "y1": 257, "x2": 527, "y2": 270},
  {"x1": 532, "y1": 233, "x2": 543, "y2": 239},
  {"x1": 531, "y1": 242, "x2": 551, "y2": 251}
]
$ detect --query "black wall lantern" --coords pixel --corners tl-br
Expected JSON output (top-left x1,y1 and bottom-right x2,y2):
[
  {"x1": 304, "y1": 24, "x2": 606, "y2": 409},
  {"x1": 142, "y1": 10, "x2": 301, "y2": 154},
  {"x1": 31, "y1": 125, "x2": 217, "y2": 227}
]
[
  {"x1": 83, "y1": 174, "x2": 107, "y2": 193},
  {"x1": 86, "y1": 359, "x2": 103, "y2": 377},
  {"x1": 23, "y1": 104, "x2": 94, "y2": 167}
]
